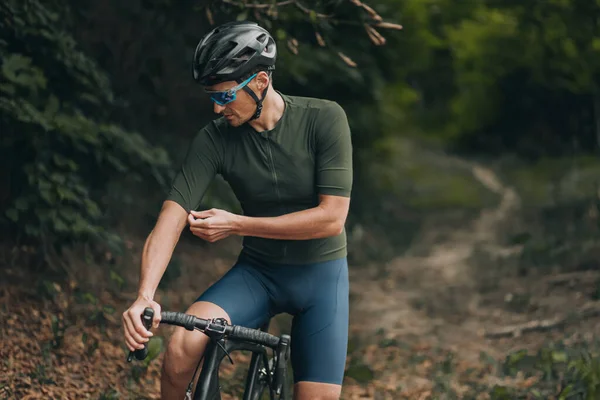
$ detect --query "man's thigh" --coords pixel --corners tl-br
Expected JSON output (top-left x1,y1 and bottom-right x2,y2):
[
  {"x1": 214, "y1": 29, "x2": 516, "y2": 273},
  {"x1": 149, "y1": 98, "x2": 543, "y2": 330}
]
[{"x1": 289, "y1": 257, "x2": 349, "y2": 388}]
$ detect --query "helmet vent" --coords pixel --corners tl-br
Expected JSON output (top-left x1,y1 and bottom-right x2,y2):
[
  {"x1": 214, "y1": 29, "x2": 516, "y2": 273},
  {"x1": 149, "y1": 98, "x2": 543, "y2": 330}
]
[
  {"x1": 234, "y1": 47, "x2": 255, "y2": 62},
  {"x1": 217, "y1": 41, "x2": 238, "y2": 59},
  {"x1": 262, "y1": 39, "x2": 276, "y2": 56}
]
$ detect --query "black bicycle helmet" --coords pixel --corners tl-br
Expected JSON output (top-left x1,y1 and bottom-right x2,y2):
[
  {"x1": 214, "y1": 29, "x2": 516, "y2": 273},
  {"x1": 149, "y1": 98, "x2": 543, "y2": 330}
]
[
  {"x1": 192, "y1": 21, "x2": 276, "y2": 120},
  {"x1": 193, "y1": 21, "x2": 276, "y2": 86}
]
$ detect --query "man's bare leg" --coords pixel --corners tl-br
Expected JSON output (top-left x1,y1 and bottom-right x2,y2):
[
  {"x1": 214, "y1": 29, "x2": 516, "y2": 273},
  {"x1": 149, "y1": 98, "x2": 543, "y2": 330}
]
[
  {"x1": 293, "y1": 381, "x2": 341, "y2": 400},
  {"x1": 160, "y1": 301, "x2": 230, "y2": 400}
]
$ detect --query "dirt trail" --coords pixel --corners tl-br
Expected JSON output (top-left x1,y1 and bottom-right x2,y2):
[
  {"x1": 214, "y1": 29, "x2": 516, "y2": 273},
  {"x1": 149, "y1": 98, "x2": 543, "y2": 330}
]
[
  {"x1": 416, "y1": 165, "x2": 521, "y2": 287},
  {"x1": 347, "y1": 163, "x2": 523, "y2": 395}
]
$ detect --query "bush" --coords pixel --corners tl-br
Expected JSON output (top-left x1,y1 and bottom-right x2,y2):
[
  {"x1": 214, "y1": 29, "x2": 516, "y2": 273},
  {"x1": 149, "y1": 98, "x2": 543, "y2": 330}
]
[{"x1": 0, "y1": 0, "x2": 169, "y2": 260}]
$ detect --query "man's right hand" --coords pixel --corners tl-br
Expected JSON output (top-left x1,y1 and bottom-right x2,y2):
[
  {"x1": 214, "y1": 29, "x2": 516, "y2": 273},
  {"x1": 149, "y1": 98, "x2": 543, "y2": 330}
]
[{"x1": 122, "y1": 297, "x2": 162, "y2": 351}]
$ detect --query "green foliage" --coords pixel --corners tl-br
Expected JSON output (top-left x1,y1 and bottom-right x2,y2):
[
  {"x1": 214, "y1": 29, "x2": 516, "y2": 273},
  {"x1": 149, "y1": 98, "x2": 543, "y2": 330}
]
[
  {"x1": 345, "y1": 359, "x2": 375, "y2": 384},
  {"x1": 493, "y1": 156, "x2": 600, "y2": 274},
  {"x1": 367, "y1": 137, "x2": 499, "y2": 210},
  {"x1": 98, "y1": 389, "x2": 120, "y2": 400},
  {"x1": 561, "y1": 351, "x2": 600, "y2": 399},
  {"x1": 503, "y1": 156, "x2": 600, "y2": 207},
  {"x1": 445, "y1": 7, "x2": 522, "y2": 137},
  {"x1": 440, "y1": 0, "x2": 600, "y2": 157},
  {"x1": 143, "y1": 336, "x2": 164, "y2": 367},
  {"x1": 489, "y1": 385, "x2": 518, "y2": 400},
  {"x1": 593, "y1": 279, "x2": 600, "y2": 301},
  {"x1": 492, "y1": 342, "x2": 600, "y2": 399},
  {"x1": 0, "y1": 0, "x2": 169, "y2": 257},
  {"x1": 29, "y1": 342, "x2": 56, "y2": 385},
  {"x1": 81, "y1": 332, "x2": 99, "y2": 357},
  {"x1": 50, "y1": 314, "x2": 66, "y2": 349}
]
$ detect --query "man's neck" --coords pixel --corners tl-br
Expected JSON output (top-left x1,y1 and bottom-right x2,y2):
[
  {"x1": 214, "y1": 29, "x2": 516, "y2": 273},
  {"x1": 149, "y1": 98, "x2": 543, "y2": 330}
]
[{"x1": 248, "y1": 88, "x2": 285, "y2": 132}]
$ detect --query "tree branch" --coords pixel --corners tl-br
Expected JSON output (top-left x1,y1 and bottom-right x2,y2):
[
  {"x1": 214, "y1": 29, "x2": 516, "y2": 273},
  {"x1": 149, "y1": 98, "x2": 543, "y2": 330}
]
[
  {"x1": 349, "y1": 0, "x2": 382, "y2": 22},
  {"x1": 546, "y1": 271, "x2": 600, "y2": 288},
  {"x1": 217, "y1": 0, "x2": 404, "y2": 67},
  {"x1": 484, "y1": 302, "x2": 600, "y2": 338}
]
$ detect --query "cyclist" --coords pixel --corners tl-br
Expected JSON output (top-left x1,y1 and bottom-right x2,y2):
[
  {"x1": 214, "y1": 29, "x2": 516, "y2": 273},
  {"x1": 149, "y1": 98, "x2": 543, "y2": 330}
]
[{"x1": 123, "y1": 21, "x2": 352, "y2": 400}]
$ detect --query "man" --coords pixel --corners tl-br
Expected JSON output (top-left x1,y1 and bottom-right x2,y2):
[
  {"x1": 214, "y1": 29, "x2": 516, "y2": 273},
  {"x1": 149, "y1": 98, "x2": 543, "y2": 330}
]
[{"x1": 122, "y1": 21, "x2": 353, "y2": 400}]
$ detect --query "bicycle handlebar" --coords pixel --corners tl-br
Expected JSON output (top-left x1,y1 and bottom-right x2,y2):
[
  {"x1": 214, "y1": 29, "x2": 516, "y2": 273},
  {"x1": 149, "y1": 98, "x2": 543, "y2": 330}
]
[
  {"x1": 127, "y1": 308, "x2": 281, "y2": 362},
  {"x1": 160, "y1": 310, "x2": 281, "y2": 348}
]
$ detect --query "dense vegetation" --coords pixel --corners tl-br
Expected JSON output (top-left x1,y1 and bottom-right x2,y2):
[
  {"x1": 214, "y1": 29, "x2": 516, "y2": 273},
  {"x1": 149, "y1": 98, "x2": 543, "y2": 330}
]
[{"x1": 3, "y1": 0, "x2": 599, "y2": 252}]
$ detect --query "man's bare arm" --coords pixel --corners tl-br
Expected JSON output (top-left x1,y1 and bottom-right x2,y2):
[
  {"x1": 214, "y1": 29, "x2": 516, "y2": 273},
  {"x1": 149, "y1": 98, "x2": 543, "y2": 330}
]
[
  {"x1": 138, "y1": 200, "x2": 189, "y2": 300},
  {"x1": 235, "y1": 194, "x2": 350, "y2": 240}
]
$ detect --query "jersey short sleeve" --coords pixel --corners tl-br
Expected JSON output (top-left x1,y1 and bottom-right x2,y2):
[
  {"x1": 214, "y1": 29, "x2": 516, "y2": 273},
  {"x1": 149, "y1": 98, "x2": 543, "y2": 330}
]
[
  {"x1": 166, "y1": 126, "x2": 224, "y2": 212},
  {"x1": 314, "y1": 102, "x2": 353, "y2": 197}
]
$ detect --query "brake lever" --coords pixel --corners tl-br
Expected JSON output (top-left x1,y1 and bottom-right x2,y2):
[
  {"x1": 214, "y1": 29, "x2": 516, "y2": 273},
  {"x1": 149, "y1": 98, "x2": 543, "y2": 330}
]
[
  {"x1": 273, "y1": 334, "x2": 291, "y2": 395},
  {"x1": 127, "y1": 307, "x2": 154, "y2": 362}
]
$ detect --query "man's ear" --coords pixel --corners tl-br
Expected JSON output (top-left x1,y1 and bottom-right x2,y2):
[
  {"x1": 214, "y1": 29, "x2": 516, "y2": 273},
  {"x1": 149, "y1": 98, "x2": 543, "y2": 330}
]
[{"x1": 256, "y1": 71, "x2": 270, "y2": 90}]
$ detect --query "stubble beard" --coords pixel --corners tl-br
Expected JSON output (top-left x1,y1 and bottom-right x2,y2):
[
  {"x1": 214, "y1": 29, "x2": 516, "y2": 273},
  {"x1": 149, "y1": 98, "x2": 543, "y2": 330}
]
[{"x1": 225, "y1": 113, "x2": 250, "y2": 127}]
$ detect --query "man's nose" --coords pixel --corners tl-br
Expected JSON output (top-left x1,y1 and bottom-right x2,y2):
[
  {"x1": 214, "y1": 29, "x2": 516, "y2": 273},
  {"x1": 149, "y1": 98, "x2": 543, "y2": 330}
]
[{"x1": 213, "y1": 103, "x2": 226, "y2": 114}]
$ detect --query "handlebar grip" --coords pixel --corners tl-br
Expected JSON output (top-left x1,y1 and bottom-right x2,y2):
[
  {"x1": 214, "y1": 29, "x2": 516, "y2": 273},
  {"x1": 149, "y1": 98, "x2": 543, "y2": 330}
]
[
  {"x1": 161, "y1": 311, "x2": 202, "y2": 331},
  {"x1": 127, "y1": 307, "x2": 154, "y2": 362},
  {"x1": 230, "y1": 325, "x2": 280, "y2": 348}
]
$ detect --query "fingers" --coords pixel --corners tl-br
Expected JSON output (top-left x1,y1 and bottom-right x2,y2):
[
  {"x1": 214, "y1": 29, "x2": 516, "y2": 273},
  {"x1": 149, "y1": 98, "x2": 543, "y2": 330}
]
[
  {"x1": 124, "y1": 328, "x2": 143, "y2": 351},
  {"x1": 151, "y1": 302, "x2": 162, "y2": 329},
  {"x1": 190, "y1": 227, "x2": 212, "y2": 236},
  {"x1": 190, "y1": 209, "x2": 216, "y2": 219},
  {"x1": 199, "y1": 231, "x2": 231, "y2": 243},
  {"x1": 122, "y1": 302, "x2": 157, "y2": 352},
  {"x1": 188, "y1": 213, "x2": 211, "y2": 229},
  {"x1": 130, "y1": 308, "x2": 154, "y2": 338},
  {"x1": 190, "y1": 227, "x2": 231, "y2": 242},
  {"x1": 210, "y1": 232, "x2": 231, "y2": 242},
  {"x1": 191, "y1": 230, "x2": 211, "y2": 241},
  {"x1": 122, "y1": 312, "x2": 148, "y2": 351},
  {"x1": 187, "y1": 213, "x2": 199, "y2": 226}
]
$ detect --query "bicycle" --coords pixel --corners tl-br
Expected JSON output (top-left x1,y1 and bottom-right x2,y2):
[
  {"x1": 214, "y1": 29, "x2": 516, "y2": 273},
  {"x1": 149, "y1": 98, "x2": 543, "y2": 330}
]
[{"x1": 127, "y1": 307, "x2": 291, "y2": 400}]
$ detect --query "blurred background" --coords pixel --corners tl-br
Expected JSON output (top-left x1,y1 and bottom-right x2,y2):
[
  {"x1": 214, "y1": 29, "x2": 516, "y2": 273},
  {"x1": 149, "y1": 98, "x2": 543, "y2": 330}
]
[{"x1": 1, "y1": 0, "x2": 600, "y2": 398}]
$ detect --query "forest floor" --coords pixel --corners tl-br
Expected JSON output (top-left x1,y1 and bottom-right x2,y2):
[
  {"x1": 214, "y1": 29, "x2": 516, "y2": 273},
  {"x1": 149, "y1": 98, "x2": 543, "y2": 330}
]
[{"x1": 1, "y1": 163, "x2": 600, "y2": 399}]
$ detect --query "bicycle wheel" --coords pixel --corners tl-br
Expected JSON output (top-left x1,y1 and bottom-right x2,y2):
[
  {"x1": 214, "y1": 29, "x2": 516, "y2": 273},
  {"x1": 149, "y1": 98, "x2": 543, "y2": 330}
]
[{"x1": 248, "y1": 355, "x2": 273, "y2": 400}]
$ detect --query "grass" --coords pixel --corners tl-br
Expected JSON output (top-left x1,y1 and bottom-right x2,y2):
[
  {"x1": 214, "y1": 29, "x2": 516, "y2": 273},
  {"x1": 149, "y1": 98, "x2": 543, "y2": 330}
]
[
  {"x1": 498, "y1": 155, "x2": 600, "y2": 208},
  {"x1": 369, "y1": 137, "x2": 499, "y2": 211}
]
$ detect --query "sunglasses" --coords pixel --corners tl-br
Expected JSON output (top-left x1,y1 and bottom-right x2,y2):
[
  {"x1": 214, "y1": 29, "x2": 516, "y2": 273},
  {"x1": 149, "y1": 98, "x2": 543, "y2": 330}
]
[{"x1": 204, "y1": 73, "x2": 257, "y2": 106}]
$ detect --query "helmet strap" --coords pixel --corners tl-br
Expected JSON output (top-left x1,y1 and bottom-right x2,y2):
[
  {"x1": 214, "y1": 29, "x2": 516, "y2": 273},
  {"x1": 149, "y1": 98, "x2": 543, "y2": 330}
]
[{"x1": 238, "y1": 71, "x2": 271, "y2": 121}]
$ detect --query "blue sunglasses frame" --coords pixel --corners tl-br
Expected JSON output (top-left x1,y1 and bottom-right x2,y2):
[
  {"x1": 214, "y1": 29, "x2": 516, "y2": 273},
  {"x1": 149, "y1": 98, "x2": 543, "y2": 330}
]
[{"x1": 204, "y1": 73, "x2": 258, "y2": 105}]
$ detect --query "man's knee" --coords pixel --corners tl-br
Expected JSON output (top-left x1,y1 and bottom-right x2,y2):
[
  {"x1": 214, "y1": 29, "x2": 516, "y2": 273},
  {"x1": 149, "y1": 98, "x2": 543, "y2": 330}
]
[
  {"x1": 293, "y1": 381, "x2": 341, "y2": 400},
  {"x1": 162, "y1": 301, "x2": 231, "y2": 381},
  {"x1": 161, "y1": 330, "x2": 202, "y2": 385}
]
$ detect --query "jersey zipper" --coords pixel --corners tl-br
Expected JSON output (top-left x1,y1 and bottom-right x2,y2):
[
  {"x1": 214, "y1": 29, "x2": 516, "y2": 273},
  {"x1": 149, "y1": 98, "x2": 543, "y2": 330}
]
[{"x1": 265, "y1": 137, "x2": 286, "y2": 257}]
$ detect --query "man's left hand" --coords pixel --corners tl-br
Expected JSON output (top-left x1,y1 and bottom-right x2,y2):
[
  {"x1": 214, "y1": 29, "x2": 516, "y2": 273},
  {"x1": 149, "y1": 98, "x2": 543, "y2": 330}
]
[{"x1": 187, "y1": 208, "x2": 240, "y2": 243}]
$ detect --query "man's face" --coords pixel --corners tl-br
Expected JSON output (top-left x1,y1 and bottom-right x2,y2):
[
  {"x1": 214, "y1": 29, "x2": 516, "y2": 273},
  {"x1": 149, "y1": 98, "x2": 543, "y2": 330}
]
[{"x1": 205, "y1": 72, "x2": 269, "y2": 127}]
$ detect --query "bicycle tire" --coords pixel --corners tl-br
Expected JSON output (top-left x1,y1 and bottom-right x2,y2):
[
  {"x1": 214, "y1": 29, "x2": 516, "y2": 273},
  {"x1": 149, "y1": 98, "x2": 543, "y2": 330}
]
[{"x1": 248, "y1": 356, "x2": 272, "y2": 400}]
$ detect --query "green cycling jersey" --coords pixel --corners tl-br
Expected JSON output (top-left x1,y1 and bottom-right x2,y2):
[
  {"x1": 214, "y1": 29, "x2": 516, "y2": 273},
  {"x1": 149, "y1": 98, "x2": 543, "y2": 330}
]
[{"x1": 167, "y1": 92, "x2": 353, "y2": 264}]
